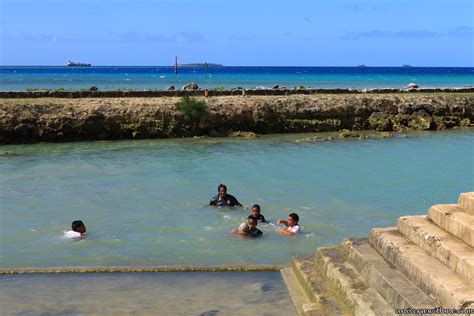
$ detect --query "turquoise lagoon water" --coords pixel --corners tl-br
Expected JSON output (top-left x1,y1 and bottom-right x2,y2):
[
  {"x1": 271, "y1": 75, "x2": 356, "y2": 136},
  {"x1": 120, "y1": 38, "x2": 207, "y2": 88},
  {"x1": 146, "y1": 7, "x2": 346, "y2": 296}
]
[
  {"x1": 0, "y1": 129, "x2": 473, "y2": 268},
  {"x1": 1, "y1": 272, "x2": 295, "y2": 315},
  {"x1": 1, "y1": 66, "x2": 473, "y2": 91}
]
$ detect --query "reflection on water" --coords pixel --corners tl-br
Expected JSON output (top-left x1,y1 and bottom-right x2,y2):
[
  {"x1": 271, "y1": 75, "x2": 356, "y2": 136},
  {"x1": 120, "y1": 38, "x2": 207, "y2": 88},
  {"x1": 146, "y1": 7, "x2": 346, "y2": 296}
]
[
  {"x1": 0, "y1": 129, "x2": 473, "y2": 267},
  {"x1": 0, "y1": 272, "x2": 295, "y2": 316}
]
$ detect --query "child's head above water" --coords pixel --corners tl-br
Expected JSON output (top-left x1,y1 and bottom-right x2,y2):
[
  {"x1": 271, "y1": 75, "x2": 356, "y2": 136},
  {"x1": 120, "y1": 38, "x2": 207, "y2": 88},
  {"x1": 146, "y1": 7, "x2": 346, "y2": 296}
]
[
  {"x1": 251, "y1": 204, "x2": 261, "y2": 216},
  {"x1": 247, "y1": 217, "x2": 257, "y2": 228},
  {"x1": 288, "y1": 213, "x2": 299, "y2": 225},
  {"x1": 72, "y1": 220, "x2": 86, "y2": 234}
]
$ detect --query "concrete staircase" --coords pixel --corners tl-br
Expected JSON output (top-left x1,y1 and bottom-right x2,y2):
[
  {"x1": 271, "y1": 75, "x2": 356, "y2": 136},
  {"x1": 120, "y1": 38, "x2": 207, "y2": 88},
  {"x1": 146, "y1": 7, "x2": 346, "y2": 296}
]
[{"x1": 282, "y1": 192, "x2": 474, "y2": 315}]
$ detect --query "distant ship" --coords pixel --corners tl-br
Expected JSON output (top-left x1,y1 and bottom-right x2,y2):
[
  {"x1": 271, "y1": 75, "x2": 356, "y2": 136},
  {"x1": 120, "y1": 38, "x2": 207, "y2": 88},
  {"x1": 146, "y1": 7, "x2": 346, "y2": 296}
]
[{"x1": 67, "y1": 60, "x2": 91, "y2": 67}]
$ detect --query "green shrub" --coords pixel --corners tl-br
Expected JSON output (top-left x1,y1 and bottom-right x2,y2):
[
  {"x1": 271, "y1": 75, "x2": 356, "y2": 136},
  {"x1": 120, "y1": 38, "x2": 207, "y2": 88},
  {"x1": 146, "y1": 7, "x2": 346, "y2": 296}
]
[{"x1": 176, "y1": 96, "x2": 208, "y2": 122}]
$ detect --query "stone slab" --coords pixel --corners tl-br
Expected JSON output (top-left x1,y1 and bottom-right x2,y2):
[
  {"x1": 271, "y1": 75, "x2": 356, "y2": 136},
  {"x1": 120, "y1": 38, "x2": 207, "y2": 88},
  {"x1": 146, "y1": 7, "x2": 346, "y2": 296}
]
[
  {"x1": 290, "y1": 257, "x2": 351, "y2": 315},
  {"x1": 281, "y1": 267, "x2": 319, "y2": 316},
  {"x1": 315, "y1": 246, "x2": 397, "y2": 316},
  {"x1": 428, "y1": 204, "x2": 474, "y2": 247},
  {"x1": 370, "y1": 227, "x2": 474, "y2": 309},
  {"x1": 459, "y1": 192, "x2": 474, "y2": 215},
  {"x1": 341, "y1": 238, "x2": 438, "y2": 310},
  {"x1": 398, "y1": 215, "x2": 474, "y2": 282}
]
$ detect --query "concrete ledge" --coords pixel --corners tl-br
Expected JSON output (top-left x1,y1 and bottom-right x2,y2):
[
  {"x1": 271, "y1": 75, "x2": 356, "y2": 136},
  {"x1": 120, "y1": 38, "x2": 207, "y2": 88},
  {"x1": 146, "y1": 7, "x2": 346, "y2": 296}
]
[
  {"x1": 370, "y1": 227, "x2": 474, "y2": 309},
  {"x1": 0, "y1": 264, "x2": 286, "y2": 274},
  {"x1": 291, "y1": 257, "x2": 351, "y2": 315},
  {"x1": 459, "y1": 192, "x2": 474, "y2": 215},
  {"x1": 341, "y1": 238, "x2": 438, "y2": 310},
  {"x1": 428, "y1": 204, "x2": 474, "y2": 247},
  {"x1": 398, "y1": 215, "x2": 474, "y2": 282},
  {"x1": 281, "y1": 267, "x2": 318, "y2": 316},
  {"x1": 1, "y1": 87, "x2": 474, "y2": 98},
  {"x1": 315, "y1": 246, "x2": 396, "y2": 316},
  {"x1": 291, "y1": 257, "x2": 325, "y2": 303}
]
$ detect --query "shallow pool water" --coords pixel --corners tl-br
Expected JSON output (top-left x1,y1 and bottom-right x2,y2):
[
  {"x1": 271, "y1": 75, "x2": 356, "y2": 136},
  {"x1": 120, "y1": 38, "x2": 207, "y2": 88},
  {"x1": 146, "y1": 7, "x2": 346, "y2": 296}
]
[
  {"x1": 0, "y1": 129, "x2": 473, "y2": 268},
  {"x1": 0, "y1": 272, "x2": 295, "y2": 315}
]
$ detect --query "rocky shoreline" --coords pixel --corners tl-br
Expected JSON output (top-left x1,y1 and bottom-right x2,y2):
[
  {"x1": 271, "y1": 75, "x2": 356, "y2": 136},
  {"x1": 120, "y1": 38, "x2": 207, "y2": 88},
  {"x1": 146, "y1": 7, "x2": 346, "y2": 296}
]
[{"x1": 1, "y1": 92, "x2": 472, "y2": 144}]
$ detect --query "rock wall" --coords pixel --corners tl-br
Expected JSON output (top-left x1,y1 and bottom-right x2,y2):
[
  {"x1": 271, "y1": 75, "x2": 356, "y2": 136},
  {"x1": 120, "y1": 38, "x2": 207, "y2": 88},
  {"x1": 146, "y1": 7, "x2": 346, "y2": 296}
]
[{"x1": 0, "y1": 93, "x2": 472, "y2": 144}]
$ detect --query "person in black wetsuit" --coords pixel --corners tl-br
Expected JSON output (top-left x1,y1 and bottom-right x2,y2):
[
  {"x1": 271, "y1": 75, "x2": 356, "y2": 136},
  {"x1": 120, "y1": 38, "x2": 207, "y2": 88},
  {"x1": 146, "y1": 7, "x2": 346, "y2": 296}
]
[
  {"x1": 248, "y1": 204, "x2": 266, "y2": 223},
  {"x1": 209, "y1": 184, "x2": 242, "y2": 207}
]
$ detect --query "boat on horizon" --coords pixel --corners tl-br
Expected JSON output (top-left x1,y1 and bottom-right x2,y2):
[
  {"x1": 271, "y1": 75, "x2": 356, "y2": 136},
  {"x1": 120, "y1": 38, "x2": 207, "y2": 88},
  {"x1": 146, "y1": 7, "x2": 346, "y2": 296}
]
[{"x1": 67, "y1": 60, "x2": 91, "y2": 67}]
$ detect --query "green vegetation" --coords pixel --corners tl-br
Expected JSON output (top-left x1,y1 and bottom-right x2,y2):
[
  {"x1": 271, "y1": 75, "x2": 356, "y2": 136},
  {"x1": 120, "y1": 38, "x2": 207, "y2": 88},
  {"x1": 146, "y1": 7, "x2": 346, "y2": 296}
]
[
  {"x1": 176, "y1": 96, "x2": 208, "y2": 121},
  {"x1": 338, "y1": 129, "x2": 360, "y2": 138},
  {"x1": 25, "y1": 87, "x2": 66, "y2": 92},
  {"x1": 176, "y1": 96, "x2": 208, "y2": 132}
]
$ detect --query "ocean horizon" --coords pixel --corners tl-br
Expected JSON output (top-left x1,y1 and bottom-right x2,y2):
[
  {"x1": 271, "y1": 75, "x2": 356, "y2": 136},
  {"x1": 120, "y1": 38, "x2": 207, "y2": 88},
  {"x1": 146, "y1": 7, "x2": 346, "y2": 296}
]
[{"x1": 1, "y1": 66, "x2": 473, "y2": 91}]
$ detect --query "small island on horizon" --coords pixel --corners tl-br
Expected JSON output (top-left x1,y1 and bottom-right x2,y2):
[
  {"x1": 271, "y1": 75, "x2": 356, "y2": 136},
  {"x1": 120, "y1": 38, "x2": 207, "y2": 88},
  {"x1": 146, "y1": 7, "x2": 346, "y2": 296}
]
[{"x1": 179, "y1": 63, "x2": 223, "y2": 67}]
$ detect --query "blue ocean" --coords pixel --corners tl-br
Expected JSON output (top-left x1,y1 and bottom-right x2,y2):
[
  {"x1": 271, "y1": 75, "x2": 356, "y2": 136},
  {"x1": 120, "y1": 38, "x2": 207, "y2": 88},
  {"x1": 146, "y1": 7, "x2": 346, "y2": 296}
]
[{"x1": 1, "y1": 66, "x2": 473, "y2": 91}]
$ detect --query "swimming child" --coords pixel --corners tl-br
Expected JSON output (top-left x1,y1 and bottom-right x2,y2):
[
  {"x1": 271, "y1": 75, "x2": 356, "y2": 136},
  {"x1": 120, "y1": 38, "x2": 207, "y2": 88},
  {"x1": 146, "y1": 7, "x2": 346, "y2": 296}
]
[
  {"x1": 247, "y1": 204, "x2": 266, "y2": 223},
  {"x1": 64, "y1": 220, "x2": 86, "y2": 239},
  {"x1": 277, "y1": 213, "x2": 301, "y2": 235},
  {"x1": 234, "y1": 218, "x2": 262, "y2": 238}
]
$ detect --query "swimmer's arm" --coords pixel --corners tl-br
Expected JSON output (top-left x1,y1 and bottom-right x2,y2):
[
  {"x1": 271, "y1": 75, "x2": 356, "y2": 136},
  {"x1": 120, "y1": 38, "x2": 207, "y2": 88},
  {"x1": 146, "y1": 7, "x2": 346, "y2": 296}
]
[
  {"x1": 233, "y1": 228, "x2": 249, "y2": 236},
  {"x1": 279, "y1": 228, "x2": 296, "y2": 235},
  {"x1": 234, "y1": 223, "x2": 249, "y2": 236},
  {"x1": 234, "y1": 199, "x2": 244, "y2": 208},
  {"x1": 277, "y1": 220, "x2": 289, "y2": 227}
]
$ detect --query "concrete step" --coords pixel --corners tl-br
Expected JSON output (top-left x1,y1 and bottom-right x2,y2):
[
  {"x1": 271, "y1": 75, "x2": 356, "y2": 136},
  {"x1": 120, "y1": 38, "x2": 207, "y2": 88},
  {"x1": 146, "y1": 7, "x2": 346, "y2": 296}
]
[
  {"x1": 370, "y1": 227, "x2": 474, "y2": 309},
  {"x1": 281, "y1": 267, "x2": 321, "y2": 316},
  {"x1": 398, "y1": 215, "x2": 474, "y2": 282},
  {"x1": 459, "y1": 192, "x2": 474, "y2": 215},
  {"x1": 285, "y1": 257, "x2": 351, "y2": 315},
  {"x1": 315, "y1": 246, "x2": 397, "y2": 316},
  {"x1": 341, "y1": 238, "x2": 438, "y2": 310},
  {"x1": 428, "y1": 204, "x2": 474, "y2": 247}
]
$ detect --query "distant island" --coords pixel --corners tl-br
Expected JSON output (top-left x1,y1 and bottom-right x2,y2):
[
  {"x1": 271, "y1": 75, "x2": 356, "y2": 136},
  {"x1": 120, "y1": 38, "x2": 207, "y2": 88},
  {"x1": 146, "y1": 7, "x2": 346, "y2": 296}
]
[
  {"x1": 180, "y1": 63, "x2": 223, "y2": 67},
  {"x1": 402, "y1": 64, "x2": 413, "y2": 67},
  {"x1": 356, "y1": 64, "x2": 366, "y2": 67}
]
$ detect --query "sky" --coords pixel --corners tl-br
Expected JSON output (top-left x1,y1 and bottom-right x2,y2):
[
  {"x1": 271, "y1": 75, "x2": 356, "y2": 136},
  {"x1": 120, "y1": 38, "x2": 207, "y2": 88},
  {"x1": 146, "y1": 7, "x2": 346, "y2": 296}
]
[{"x1": 1, "y1": 0, "x2": 473, "y2": 66}]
